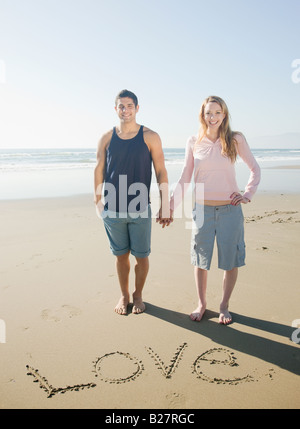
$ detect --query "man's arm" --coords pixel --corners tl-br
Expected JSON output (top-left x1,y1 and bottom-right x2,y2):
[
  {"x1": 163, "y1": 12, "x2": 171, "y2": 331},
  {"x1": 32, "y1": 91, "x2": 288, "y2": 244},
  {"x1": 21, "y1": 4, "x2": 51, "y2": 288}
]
[
  {"x1": 94, "y1": 130, "x2": 112, "y2": 208},
  {"x1": 144, "y1": 128, "x2": 172, "y2": 227}
]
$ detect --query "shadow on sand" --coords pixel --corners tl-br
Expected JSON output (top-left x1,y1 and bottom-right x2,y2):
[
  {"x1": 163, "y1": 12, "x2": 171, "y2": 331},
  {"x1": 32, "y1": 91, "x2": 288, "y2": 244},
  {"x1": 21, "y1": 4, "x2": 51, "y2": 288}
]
[{"x1": 145, "y1": 303, "x2": 300, "y2": 376}]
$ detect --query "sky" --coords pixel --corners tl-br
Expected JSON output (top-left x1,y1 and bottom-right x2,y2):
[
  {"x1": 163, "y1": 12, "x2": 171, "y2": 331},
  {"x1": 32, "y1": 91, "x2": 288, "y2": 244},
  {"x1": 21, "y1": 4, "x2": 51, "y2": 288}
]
[{"x1": 0, "y1": 0, "x2": 299, "y2": 148}]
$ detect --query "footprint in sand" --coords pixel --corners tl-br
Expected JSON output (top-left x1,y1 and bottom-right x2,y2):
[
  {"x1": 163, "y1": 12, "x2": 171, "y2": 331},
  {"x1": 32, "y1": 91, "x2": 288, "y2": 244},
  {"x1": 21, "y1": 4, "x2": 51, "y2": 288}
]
[
  {"x1": 41, "y1": 305, "x2": 81, "y2": 322},
  {"x1": 166, "y1": 392, "x2": 186, "y2": 408}
]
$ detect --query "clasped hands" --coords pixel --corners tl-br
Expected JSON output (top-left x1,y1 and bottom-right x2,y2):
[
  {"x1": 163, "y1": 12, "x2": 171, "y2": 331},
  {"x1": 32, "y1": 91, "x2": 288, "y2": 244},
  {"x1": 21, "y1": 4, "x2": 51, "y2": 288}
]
[{"x1": 156, "y1": 208, "x2": 173, "y2": 228}]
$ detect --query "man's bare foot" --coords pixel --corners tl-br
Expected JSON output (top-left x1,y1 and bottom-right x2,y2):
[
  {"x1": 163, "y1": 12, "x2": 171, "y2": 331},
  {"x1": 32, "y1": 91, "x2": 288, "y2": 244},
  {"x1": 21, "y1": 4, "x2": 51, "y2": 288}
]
[
  {"x1": 219, "y1": 307, "x2": 232, "y2": 325},
  {"x1": 190, "y1": 303, "x2": 206, "y2": 322},
  {"x1": 114, "y1": 295, "x2": 129, "y2": 315},
  {"x1": 132, "y1": 293, "x2": 145, "y2": 314}
]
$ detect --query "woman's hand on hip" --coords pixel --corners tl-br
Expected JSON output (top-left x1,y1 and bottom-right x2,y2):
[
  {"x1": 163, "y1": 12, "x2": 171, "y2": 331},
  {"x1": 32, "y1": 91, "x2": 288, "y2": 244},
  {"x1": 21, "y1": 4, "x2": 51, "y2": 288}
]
[{"x1": 230, "y1": 192, "x2": 250, "y2": 206}]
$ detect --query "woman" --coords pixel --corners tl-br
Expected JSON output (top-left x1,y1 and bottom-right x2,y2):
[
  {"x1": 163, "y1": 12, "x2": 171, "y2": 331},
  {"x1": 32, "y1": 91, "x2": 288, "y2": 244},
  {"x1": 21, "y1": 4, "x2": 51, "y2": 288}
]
[{"x1": 169, "y1": 96, "x2": 261, "y2": 324}]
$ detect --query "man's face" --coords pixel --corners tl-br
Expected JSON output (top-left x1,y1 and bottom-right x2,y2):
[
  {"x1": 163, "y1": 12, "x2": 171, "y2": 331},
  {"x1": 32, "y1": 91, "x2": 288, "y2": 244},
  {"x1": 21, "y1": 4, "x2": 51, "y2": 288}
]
[{"x1": 115, "y1": 97, "x2": 139, "y2": 123}]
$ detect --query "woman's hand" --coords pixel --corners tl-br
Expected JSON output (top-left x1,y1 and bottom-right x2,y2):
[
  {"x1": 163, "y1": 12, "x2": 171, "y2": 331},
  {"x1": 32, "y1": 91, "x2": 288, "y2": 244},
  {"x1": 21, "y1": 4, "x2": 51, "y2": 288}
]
[
  {"x1": 156, "y1": 209, "x2": 174, "y2": 228},
  {"x1": 230, "y1": 192, "x2": 250, "y2": 206}
]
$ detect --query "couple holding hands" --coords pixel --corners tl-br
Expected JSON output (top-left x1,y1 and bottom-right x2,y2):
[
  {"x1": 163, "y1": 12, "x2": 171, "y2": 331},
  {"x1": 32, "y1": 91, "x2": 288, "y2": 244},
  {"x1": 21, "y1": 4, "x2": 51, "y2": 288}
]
[{"x1": 94, "y1": 90, "x2": 260, "y2": 325}]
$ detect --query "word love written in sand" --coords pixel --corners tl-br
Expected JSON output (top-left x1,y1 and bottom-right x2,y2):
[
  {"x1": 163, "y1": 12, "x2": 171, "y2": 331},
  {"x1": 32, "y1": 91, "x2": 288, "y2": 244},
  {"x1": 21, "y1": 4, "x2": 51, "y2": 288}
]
[{"x1": 26, "y1": 343, "x2": 274, "y2": 398}]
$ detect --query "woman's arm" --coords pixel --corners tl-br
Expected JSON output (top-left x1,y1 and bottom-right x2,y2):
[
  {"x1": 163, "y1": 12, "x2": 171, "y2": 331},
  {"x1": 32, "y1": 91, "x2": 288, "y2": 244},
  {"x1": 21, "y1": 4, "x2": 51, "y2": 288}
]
[
  {"x1": 170, "y1": 136, "x2": 196, "y2": 212},
  {"x1": 234, "y1": 132, "x2": 261, "y2": 202}
]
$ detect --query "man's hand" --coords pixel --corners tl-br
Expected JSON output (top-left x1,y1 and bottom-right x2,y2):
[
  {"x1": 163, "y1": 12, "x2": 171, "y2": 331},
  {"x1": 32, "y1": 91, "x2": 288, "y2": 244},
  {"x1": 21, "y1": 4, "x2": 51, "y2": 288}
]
[
  {"x1": 156, "y1": 209, "x2": 173, "y2": 228},
  {"x1": 95, "y1": 198, "x2": 105, "y2": 218}
]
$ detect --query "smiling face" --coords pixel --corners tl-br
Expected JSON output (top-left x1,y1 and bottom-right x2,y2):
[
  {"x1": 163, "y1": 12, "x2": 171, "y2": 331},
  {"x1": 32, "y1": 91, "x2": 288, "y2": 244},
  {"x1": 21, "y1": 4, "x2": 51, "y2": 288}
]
[
  {"x1": 203, "y1": 102, "x2": 226, "y2": 132},
  {"x1": 115, "y1": 97, "x2": 139, "y2": 123}
]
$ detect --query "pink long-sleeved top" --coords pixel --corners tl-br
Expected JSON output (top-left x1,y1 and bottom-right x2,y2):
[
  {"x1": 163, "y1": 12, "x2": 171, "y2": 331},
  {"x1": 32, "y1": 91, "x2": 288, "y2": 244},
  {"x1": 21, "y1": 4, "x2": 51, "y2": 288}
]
[{"x1": 170, "y1": 133, "x2": 261, "y2": 210}]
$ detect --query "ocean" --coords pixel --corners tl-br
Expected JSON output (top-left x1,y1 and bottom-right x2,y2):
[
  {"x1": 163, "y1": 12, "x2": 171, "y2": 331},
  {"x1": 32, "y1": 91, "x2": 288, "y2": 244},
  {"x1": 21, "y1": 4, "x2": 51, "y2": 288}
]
[{"x1": 0, "y1": 147, "x2": 300, "y2": 200}]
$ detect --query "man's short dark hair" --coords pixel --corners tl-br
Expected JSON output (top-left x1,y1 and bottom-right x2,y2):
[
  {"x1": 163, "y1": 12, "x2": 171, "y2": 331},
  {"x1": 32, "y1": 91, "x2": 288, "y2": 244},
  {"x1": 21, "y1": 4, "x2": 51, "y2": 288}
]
[{"x1": 115, "y1": 89, "x2": 138, "y2": 107}]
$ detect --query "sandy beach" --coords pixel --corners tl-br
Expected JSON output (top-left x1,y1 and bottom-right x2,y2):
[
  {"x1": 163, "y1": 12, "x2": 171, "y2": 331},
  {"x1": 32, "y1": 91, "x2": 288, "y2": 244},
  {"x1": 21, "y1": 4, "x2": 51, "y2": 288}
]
[{"x1": 0, "y1": 192, "x2": 299, "y2": 409}]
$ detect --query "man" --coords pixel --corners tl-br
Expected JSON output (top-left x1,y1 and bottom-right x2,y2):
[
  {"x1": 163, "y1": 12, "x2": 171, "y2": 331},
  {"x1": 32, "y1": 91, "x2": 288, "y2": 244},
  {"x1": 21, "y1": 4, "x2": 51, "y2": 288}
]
[{"x1": 94, "y1": 89, "x2": 171, "y2": 315}]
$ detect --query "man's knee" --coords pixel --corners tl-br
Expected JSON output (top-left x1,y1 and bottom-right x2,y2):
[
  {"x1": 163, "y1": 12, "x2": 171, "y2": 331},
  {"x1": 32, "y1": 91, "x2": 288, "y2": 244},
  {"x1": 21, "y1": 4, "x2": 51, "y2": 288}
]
[
  {"x1": 135, "y1": 256, "x2": 149, "y2": 266},
  {"x1": 116, "y1": 251, "x2": 130, "y2": 263}
]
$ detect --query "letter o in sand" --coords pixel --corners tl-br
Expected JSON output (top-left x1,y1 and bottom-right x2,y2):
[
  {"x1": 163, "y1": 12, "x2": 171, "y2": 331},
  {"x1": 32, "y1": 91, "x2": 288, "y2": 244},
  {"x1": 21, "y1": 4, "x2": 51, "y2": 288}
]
[{"x1": 93, "y1": 351, "x2": 144, "y2": 384}]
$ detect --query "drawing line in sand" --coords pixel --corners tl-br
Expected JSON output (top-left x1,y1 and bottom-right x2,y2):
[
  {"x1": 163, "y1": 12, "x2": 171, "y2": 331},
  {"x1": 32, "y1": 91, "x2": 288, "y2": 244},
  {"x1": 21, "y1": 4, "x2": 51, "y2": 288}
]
[{"x1": 26, "y1": 365, "x2": 96, "y2": 398}]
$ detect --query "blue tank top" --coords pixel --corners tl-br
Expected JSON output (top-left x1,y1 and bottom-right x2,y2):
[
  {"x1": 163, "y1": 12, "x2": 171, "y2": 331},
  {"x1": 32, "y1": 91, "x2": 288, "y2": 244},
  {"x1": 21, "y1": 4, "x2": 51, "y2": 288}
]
[{"x1": 104, "y1": 125, "x2": 152, "y2": 213}]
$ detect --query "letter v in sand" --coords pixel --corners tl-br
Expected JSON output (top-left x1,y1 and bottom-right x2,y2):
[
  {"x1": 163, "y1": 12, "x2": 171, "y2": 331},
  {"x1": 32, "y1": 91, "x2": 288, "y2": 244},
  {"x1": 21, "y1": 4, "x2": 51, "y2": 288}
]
[{"x1": 145, "y1": 342, "x2": 187, "y2": 379}]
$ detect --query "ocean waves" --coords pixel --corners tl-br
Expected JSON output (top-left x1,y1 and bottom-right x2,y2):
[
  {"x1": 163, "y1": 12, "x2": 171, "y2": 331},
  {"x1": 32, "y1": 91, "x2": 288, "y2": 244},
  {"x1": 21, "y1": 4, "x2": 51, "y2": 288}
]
[
  {"x1": 1, "y1": 147, "x2": 300, "y2": 173},
  {"x1": 0, "y1": 149, "x2": 96, "y2": 172}
]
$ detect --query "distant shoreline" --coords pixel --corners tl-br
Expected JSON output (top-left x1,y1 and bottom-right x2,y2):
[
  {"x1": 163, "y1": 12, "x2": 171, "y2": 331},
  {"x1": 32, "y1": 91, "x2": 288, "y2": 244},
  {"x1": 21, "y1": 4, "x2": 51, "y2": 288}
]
[
  {"x1": 264, "y1": 165, "x2": 300, "y2": 169},
  {"x1": 1, "y1": 147, "x2": 300, "y2": 199}
]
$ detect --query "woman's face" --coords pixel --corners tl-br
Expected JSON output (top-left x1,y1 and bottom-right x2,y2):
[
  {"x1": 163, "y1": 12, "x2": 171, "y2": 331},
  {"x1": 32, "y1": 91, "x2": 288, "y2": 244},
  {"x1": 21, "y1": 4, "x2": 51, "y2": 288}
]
[{"x1": 203, "y1": 102, "x2": 226, "y2": 132}]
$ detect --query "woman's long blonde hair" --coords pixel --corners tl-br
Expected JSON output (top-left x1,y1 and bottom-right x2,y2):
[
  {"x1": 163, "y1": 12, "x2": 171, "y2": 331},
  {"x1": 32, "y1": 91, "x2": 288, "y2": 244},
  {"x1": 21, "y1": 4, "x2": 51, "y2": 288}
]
[{"x1": 197, "y1": 96, "x2": 237, "y2": 162}]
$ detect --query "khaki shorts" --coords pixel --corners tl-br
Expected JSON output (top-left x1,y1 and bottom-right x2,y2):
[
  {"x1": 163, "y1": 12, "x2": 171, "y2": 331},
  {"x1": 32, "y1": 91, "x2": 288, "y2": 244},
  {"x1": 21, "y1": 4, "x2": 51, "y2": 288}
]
[{"x1": 191, "y1": 204, "x2": 245, "y2": 270}]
